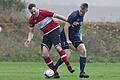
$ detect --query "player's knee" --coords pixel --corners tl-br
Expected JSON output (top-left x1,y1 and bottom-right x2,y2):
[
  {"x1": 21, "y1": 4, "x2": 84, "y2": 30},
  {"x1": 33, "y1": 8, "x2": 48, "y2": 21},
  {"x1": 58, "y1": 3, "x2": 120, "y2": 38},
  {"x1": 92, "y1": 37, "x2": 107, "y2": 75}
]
[
  {"x1": 79, "y1": 49, "x2": 87, "y2": 56},
  {"x1": 41, "y1": 47, "x2": 49, "y2": 58},
  {"x1": 41, "y1": 53, "x2": 49, "y2": 58},
  {"x1": 81, "y1": 48, "x2": 86, "y2": 53},
  {"x1": 55, "y1": 44, "x2": 62, "y2": 52},
  {"x1": 64, "y1": 49, "x2": 71, "y2": 57},
  {"x1": 41, "y1": 50, "x2": 49, "y2": 58}
]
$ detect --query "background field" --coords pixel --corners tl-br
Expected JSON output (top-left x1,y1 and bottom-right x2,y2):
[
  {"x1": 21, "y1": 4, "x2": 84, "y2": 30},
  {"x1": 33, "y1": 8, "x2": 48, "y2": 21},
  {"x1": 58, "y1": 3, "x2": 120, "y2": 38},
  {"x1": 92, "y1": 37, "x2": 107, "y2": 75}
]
[{"x1": 0, "y1": 62, "x2": 120, "y2": 80}]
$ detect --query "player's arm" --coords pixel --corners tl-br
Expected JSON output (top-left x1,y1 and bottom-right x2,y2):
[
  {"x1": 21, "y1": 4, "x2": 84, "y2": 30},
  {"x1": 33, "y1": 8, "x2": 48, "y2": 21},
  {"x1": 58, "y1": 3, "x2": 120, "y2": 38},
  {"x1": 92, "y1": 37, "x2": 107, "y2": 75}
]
[
  {"x1": 64, "y1": 22, "x2": 76, "y2": 51},
  {"x1": 27, "y1": 27, "x2": 34, "y2": 41},
  {"x1": 64, "y1": 13, "x2": 75, "y2": 42},
  {"x1": 64, "y1": 22, "x2": 70, "y2": 42},
  {"x1": 64, "y1": 13, "x2": 77, "y2": 51},
  {"x1": 53, "y1": 13, "x2": 67, "y2": 22},
  {"x1": 24, "y1": 25, "x2": 34, "y2": 47},
  {"x1": 43, "y1": 9, "x2": 67, "y2": 22}
]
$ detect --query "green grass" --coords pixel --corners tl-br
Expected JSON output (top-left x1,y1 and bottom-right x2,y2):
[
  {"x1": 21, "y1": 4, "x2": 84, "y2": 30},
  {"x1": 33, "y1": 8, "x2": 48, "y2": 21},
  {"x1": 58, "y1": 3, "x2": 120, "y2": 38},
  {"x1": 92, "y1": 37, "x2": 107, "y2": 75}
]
[{"x1": 0, "y1": 62, "x2": 120, "y2": 80}]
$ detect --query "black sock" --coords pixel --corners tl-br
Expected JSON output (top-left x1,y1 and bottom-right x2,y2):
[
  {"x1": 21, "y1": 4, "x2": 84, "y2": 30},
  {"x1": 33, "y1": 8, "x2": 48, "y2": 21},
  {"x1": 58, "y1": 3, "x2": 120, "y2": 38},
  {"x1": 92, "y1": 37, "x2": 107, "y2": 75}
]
[
  {"x1": 80, "y1": 56, "x2": 86, "y2": 73},
  {"x1": 65, "y1": 61, "x2": 72, "y2": 70},
  {"x1": 55, "y1": 58, "x2": 63, "y2": 69}
]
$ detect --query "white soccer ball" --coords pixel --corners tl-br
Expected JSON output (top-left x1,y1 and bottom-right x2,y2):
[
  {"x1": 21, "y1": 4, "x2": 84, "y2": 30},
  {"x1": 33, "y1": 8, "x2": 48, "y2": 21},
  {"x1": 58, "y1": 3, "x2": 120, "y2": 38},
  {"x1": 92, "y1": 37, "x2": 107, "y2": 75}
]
[
  {"x1": 44, "y1": 69, "x2": 54, "y2": 78},
  {"x1": 0, "y1": 26, "x2": 2, "y2": 32}
]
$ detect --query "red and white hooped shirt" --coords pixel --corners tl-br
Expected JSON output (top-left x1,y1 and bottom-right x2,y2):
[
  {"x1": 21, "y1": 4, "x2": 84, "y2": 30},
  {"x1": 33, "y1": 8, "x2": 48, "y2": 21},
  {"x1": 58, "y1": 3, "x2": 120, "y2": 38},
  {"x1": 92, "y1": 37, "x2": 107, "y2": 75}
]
[{"x1": 29, "y1": 9, "x2": 60, "y2": 35}]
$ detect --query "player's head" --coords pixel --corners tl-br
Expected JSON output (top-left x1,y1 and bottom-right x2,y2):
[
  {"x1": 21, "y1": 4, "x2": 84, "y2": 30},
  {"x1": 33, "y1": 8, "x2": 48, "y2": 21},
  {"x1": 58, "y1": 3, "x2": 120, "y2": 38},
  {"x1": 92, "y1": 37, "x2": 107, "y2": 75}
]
[
  {"x1": 80, "y1": 3, "x2": 88, "y2": 15},
  {"x1": 28, "y1": 3, "x2": 39, "y2": 17}
]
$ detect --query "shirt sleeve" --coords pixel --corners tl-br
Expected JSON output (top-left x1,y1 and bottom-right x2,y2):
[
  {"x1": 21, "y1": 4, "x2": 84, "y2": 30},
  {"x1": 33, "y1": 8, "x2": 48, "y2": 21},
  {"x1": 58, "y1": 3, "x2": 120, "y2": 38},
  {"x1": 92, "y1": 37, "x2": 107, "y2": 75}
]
[
  {"x1": 29, "y1": 17, "x2": 35, "y2": 28},
  {"x1": 42, "y1": 9, "x2": 54, "y2": 17},
  {"x1": 67, "y1": 12, "x2": 77, "y2": 25}
]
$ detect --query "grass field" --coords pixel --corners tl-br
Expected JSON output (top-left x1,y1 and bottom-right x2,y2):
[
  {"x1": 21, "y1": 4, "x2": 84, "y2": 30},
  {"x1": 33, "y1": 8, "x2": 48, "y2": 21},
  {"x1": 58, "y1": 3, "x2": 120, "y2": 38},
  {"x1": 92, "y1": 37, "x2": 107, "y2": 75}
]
[{"x1": 0, "y1": 62, "x2": 120, "y2": 80}]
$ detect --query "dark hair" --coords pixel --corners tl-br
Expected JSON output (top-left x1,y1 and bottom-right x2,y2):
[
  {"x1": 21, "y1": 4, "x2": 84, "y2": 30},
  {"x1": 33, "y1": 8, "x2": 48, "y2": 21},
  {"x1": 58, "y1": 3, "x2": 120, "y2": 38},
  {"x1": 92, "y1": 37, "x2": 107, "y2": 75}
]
[
  {"x1": 28, "y1": 3, "x2": 36, "y2": 10},
  {"x1": 80, "y1": 3, "x2": 88, "y2": 9}
]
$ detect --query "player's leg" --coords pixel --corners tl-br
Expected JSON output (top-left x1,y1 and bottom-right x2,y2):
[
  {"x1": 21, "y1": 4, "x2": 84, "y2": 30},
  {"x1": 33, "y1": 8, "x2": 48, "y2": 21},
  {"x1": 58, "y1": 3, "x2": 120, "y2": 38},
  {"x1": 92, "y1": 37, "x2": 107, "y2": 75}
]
[
  {"x1": 41, "y1": 36, "x2": 60, "y2": 78},
  {"x1": 51, "y1": 28, "x2": 75, "y2": 73},
  {"x1": 55, "y1": 29, "x2": 71, "y2": 69},
  {"x1": 77, "y1": 43, "x2": 89, "y2": 78},
  {"x1": 41, "y1": 46, "x2": 59, "y2": 78},
  {"x1": 55, "y1": 45, "x2": 75, "y2": 73},
  {"x1": 55, "y1": 49, "x2": 70, "y2": 69}
]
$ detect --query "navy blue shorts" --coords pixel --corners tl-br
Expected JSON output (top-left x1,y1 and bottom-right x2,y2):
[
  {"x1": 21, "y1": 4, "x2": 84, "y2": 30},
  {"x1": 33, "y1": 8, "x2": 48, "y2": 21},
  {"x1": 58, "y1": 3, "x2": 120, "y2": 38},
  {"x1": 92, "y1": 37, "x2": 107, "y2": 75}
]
[
  {"x1": 60, "y1": 29, "x2": 83, "y2": 49},
  {"x1": 60, "y1": 29, "x2": 69, "y2": 49},
  {"x1": 41, "y1": 28, "x2": 61, "y2": 51}
]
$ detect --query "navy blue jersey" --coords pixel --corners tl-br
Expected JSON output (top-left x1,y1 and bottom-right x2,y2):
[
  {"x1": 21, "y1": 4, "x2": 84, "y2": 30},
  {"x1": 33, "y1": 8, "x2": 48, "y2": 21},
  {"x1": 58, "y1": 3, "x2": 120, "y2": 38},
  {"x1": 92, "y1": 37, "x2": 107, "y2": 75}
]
[
  {"x1": 67, "y1": 10, "x2": 84, "y2": 40},
  {"x1": 60, "y1": 10, "x2": 84, "y2": 49}
]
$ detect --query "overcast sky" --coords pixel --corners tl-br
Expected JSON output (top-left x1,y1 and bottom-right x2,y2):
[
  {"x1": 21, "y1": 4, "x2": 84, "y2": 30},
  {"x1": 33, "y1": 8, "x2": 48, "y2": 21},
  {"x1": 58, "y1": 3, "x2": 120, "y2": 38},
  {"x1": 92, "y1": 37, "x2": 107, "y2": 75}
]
[
  {"x1": 27, "y1": 0, "x2": 120, "y2": 7},
  {"x1": 26, "y1": 0, "x2": 120, "y2": 21}
]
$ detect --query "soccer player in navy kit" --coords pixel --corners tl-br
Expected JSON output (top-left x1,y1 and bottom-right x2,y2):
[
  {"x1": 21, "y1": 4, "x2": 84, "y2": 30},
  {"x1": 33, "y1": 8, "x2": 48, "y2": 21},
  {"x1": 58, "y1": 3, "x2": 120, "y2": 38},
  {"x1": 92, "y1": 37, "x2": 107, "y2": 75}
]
[{"x1": 55, "y1": 3, "x2": 89, "y2": 78}]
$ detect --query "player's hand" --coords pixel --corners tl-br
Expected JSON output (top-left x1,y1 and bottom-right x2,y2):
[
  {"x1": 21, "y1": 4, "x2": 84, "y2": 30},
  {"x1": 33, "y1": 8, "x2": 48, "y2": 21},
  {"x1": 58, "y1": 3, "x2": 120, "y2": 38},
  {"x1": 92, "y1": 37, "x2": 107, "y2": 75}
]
[
  {"x1": 67, "y1": 40, "x2": 77, "y2": 51},
  {"x1": 24, "y1": 40, "x2": 31, "y2": 47},
  {"x1": 72, "y1": 21, "x2": 79, "y2": 27},
  {"x1": 67, "y1": 40, "x2": 73, "y2": 47},
  {"x1": 67, "y1": 40, "x2": 72, "y2": 46}
]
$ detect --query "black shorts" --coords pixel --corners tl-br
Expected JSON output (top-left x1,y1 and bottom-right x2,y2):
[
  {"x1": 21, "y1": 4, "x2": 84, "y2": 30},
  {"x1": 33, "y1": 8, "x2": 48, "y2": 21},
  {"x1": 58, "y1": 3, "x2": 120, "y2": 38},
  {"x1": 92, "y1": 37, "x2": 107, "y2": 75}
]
[
  {"x1": 41, "y1": 28, "x2": 61, "y2": 51},
  {"x1": 60, "y1": 29, "x2": 83, "y2": 49},
  {"x1": 60, "y1": 29, "x2": 69, "y2": 49}
]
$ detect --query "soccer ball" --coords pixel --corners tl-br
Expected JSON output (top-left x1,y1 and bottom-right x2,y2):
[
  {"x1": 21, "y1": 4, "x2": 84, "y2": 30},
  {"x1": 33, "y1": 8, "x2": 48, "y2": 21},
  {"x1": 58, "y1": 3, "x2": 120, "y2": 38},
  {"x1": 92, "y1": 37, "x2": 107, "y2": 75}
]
[
  {"x1": 0, "y1": 26, "x2": 2, "y2": 32},
  {"x1": 44, "y1": 69, "x2": 54, "y2": 78}
]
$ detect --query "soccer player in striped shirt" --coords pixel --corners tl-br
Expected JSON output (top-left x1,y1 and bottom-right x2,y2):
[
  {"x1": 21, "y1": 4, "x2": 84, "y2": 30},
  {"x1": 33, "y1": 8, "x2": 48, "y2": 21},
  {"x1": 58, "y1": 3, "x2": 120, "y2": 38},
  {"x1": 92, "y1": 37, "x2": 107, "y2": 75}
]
[{"x1": 24, "y1": 3, "x2": 74, "y2": 78}]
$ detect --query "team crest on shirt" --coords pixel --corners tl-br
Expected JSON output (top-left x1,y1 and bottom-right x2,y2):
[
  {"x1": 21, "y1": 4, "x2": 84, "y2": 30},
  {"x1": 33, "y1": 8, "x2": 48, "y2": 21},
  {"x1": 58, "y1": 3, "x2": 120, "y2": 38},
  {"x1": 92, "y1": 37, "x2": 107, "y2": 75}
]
[
  {"x1": 77, "y1": 19, "x2": 80, "y2": 22},
  {"x1": 34, "y1": 20, "x2": 37, "y2": 23}
]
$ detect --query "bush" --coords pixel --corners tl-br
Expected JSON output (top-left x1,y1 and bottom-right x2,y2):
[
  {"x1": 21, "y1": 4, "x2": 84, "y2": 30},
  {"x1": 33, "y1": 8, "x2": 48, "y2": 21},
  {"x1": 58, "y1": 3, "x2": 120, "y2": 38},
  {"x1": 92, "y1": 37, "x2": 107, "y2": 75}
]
[{"x1": 0, "y1": 0, "x2": 26, "y2": 11}]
